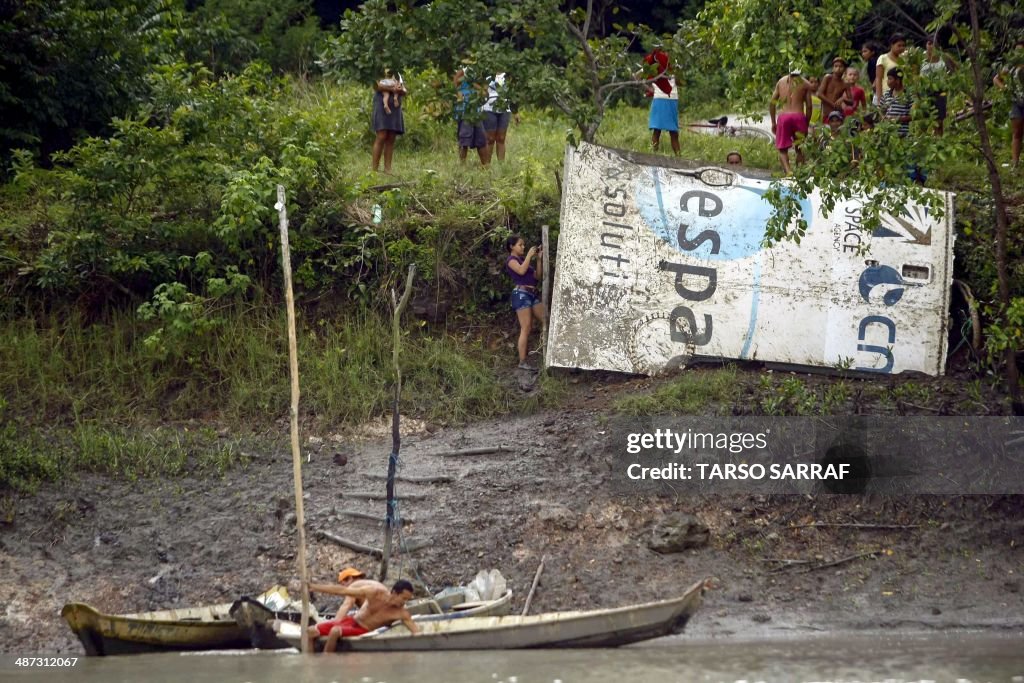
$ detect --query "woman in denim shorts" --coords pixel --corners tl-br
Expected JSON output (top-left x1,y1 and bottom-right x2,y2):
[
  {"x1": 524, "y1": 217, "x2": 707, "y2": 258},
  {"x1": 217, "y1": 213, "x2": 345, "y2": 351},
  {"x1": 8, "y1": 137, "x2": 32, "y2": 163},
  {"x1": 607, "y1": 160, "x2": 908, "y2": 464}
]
[{"x1": 505, "y1": 234, "x2": 545, "y2": 369}]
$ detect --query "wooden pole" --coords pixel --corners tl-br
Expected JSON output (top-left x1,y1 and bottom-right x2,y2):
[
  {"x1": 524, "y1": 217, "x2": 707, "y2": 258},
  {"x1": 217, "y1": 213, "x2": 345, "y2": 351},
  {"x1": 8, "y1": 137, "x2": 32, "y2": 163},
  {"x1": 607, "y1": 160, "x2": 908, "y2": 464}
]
[
  {"x1": 276, "y1": 185, "x2": 312, "y2": 655},
  {"x1": 380, "y1": 264, "x2": 416, "y2": 582},
  {"x1": 521, "y1": 555, "x2": 546, "y2": 616},
  {"x1": 540, "y1": 225, "x2": 551, "y2": 370}
]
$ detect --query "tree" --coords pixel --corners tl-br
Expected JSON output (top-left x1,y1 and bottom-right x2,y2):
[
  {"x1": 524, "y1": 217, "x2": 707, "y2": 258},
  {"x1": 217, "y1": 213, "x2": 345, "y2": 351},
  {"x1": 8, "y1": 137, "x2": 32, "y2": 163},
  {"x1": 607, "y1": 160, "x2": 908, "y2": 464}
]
[
  {"x1": 316, "y1": 0, "x2": 664, "y2": 144},
  {"x1": 685, "y1": 0, "x2": 873, "y2": 108},
  {"x1": 316, "y1": 0, "x2": 494, "y2": 83},
  {"x1": 0, "y1": 0, "x2": 184, "y2": 171},
  {"x1": 505, "y1": 0, "x2": 668, "y2": 144},
  {"x1": 953, "y1": 0, "x2": 1023, "y2": 410},
  {"x1": 550, "y1": 0, "x2": 652, "y2": 143},
  {"x1": 185, "y1": 0, "x2": 324, "y2": 75},
  {"x1": 691, "y1": 0, "x2": 1024, "y2": 411}
]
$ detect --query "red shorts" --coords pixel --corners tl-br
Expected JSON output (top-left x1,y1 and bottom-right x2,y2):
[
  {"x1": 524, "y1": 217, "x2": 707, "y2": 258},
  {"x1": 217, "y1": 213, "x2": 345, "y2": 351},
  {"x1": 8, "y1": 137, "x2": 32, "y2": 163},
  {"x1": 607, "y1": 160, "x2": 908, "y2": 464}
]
[
  {"x1": 775, "y1": 111, "x2": 809, "y2": 150},
  {"x1": 316, "y1": 615, "x2": 370, "y2": 637}
]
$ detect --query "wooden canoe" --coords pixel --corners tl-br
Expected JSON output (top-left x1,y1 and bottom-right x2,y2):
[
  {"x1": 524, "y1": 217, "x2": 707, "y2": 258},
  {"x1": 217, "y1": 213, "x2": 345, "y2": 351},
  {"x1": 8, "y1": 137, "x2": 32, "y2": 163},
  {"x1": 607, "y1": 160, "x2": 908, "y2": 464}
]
[
  {"x1": 62, "y1": 586, "x2": 299, "y2": 656},
  {"x1": 272, "y1": 580, "x2": 705, "y2": 651},
  {"x1": 233, "y1": 589, "x2": 513, "y2": 650}
]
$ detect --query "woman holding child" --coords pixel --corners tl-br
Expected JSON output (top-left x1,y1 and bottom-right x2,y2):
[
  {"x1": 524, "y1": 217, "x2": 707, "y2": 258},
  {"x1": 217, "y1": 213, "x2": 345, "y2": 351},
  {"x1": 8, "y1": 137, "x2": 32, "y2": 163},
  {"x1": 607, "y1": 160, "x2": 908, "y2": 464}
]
[{"x1": 371, "y1": 71, "x2": 407, "y2": 174}]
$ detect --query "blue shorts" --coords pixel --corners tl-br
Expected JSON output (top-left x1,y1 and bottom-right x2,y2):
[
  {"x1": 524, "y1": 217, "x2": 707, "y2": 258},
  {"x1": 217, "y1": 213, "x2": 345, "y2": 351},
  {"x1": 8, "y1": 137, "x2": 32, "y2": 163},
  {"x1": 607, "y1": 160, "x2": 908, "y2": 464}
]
[
  {"x1": 483, "y1": 112, "x2": 511, "y2": 131},
  {"x1": 457, "y1": 120, "x2": 487, "y2": 148},
  {"x1": 511, "y1": 288, "x2": 540, "y2": 311},
  {"x1": 648, "y1": 98, "x2": 679, "y2": 132}
]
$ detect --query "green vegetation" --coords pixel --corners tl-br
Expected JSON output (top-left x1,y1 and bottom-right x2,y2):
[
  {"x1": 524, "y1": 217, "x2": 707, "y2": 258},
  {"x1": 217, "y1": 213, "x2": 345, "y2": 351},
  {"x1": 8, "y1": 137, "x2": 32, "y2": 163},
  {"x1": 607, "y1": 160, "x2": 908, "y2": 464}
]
[
  {"x1": 611, "y1": 368, "x2": 1006, "y2": 417},
  {"x1": 614, "y1": 366, "x2": 741, "y2": 415},
  {"x1": 0, "y1": 399, "x2": 57, "y2": 495},
  {"x1": 0, "y1": 308, "x2": 563, "y2": 426},
  {"x1": 0, "y1": 396, "x2": 249, "y2": 495},
  {"x1": 688, "y1": 0, "x2": 1024, "y2": 406},
  {"x1": 2, "y1": 0, "x2": 1022, "y2": 495},
  {"x1": 757, "y1": 375, "x2": 851, "y2": 416}
]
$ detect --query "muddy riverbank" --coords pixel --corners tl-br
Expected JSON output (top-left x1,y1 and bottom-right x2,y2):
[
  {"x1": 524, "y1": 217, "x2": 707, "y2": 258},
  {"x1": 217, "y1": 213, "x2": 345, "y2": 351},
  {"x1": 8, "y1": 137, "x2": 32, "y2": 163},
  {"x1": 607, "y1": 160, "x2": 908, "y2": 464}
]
[{"x1": 1, "y1": 369, "x2": 1022, "y2": 654}]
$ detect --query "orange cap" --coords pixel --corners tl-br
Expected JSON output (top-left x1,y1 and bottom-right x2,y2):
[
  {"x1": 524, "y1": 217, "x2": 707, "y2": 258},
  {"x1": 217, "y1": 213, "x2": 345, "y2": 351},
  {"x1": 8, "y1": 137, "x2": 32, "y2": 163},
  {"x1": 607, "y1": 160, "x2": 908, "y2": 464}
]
[{"x1": 337, "y1": 567, "x2": 365, "y2": 582}]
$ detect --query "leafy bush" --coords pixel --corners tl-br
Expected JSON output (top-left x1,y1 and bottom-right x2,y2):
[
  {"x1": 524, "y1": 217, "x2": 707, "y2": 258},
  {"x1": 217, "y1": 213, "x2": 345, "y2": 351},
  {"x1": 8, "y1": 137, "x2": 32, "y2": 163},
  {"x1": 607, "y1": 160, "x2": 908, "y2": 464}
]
[
  {"x1": 0, "y1": 0, "x2": 185, "y2": 171},
  {"x1": 2, "y1": 58, "x2": 562, "y2": 330}
]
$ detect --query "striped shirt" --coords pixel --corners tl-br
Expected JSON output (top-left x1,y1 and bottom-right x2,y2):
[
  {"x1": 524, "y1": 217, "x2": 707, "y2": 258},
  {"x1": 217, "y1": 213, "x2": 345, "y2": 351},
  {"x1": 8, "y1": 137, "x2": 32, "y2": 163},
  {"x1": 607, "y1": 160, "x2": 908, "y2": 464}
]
[{"x1": 881, "y1": 89, "x2": 913, "y2": 136}]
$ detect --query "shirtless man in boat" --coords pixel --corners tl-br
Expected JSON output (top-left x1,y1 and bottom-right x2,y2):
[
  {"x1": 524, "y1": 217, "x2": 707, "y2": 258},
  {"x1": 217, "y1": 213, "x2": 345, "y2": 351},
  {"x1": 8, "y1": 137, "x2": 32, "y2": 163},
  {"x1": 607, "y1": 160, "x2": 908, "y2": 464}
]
[
  {"x1": 769, "y1": 69, "x2": 814, "y2": 175},
  {"x1": 307, "y1": 578, "x2": 420, "y2": 651}
]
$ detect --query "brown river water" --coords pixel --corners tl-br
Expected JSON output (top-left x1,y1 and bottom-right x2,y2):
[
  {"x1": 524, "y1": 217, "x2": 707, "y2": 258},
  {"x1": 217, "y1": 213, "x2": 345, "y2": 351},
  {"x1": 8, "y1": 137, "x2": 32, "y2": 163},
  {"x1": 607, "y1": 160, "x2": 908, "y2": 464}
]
[{"x1": 3, "y1": 633, "x2": 1024, "y2": 683}]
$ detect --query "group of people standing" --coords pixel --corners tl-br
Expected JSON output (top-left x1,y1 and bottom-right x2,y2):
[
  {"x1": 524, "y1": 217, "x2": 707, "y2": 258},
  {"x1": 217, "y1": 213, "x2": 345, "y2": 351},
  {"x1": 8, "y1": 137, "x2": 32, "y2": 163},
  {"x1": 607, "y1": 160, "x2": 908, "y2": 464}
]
[
  {"x1": 369, "y1": 68, "x2": 540, "y2": 368},
  {"x1": 372, "y1": 40, "x2": 1024, "y2": 373},
  {"x1": 454, "y1": 69, "x2": 518, "y2": 167},
  {"x1": 769, "y1": 33, "x2": 954, "y2": 175},
  {"x1": 369, "y1": 68, "x2": 517, "y2": 173}
]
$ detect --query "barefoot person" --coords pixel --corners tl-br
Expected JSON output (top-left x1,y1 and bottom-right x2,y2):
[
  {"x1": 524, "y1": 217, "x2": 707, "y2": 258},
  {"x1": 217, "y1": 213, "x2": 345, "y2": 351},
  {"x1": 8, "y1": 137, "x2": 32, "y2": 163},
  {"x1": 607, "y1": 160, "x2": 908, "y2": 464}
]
[
  {"x1": 307, "y1": 578, "x2": 420, "y2": 652},
  {"x1": 860, "y1": 41, "x2": 882, "y2": 103},
  {"x1": 376, "y1": 71, "x2": 402, "y2": 114},
  {"x1": 371, "y1": 72, "x2": 407, "y2": 174},
  {"x1": 482, "y1": 72, "x2": 517, "y2": 162},
  {"x1": 769, "y1": 69, "x2": 813, "y2": 175},
  {"x1": 921, "y1": 38, "x2": 954, "y2": 136},
  {"x1": 839, "y1": 66, "x2": 867, "y2": 117},
  {"x1": 454, "y1": 67, "x2": 490, "y2": 167},
  {"x1": 636, "y1": 47, "x2": 681, "y2": 155},
  {"x1": 505, "y1": 234, "x2": 545, "y2": 370},
  {"x1": 881, "y1": 67, "x2": 913, "y2": 137}
]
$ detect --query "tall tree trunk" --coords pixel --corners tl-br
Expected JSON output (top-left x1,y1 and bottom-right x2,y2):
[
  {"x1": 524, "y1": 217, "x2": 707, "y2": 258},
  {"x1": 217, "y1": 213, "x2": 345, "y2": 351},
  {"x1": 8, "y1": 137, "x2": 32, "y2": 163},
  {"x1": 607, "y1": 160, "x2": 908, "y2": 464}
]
[{"x1": 967, "y1": 0, "x2": 1023, "y2": 413}]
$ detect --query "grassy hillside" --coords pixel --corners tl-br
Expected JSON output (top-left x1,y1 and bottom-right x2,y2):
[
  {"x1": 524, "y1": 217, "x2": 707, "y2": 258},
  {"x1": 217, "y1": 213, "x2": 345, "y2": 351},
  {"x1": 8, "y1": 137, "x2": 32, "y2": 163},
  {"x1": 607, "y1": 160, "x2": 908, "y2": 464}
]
[{"x1": 1, "y1": 73, "x2": 1020, "y2": 494}]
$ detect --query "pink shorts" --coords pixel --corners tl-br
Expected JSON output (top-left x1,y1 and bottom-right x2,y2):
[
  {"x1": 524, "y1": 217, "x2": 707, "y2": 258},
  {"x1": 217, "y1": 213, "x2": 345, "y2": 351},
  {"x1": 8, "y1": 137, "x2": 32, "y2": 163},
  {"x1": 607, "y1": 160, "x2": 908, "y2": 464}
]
[{"x1": 775, "y1": 112, "x2": 808, "y2": 150}]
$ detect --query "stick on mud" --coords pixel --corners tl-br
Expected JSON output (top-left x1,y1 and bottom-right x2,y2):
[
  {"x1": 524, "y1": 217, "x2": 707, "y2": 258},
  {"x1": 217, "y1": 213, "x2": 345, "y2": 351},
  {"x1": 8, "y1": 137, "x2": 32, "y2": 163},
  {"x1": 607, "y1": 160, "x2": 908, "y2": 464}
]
[
  {"x1": 277, "y1": 184, "x2": 312, "y2": 654},
  {"x1": 424, "y1": 446, "x2": 512, "y2": 457},
  {"x1": 522, "y1": 555, "x2": 546, "y2": 616}
]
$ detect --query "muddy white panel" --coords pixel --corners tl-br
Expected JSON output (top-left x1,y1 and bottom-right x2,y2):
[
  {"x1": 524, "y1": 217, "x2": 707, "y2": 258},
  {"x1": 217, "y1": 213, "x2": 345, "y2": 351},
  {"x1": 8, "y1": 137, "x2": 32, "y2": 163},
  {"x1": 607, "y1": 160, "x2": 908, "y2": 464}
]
[{"x1": 548, "y1": 143, "x2": 954, "y2": 376}]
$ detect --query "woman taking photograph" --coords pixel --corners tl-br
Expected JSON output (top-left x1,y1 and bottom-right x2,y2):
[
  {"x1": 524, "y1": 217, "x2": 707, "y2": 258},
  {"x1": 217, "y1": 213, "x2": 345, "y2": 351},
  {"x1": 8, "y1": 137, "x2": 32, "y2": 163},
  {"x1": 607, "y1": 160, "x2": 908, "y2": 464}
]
[{"x1": 505, "y1": 234, "x2": 545, "y2": 369}]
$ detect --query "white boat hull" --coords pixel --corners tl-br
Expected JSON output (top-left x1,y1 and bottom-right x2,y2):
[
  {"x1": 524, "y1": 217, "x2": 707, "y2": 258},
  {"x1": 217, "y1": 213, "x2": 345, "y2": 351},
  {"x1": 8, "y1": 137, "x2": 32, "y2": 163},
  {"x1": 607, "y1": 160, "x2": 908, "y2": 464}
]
[{"x1": 273, "y1": 580, "x2": 704, "y2": 651}]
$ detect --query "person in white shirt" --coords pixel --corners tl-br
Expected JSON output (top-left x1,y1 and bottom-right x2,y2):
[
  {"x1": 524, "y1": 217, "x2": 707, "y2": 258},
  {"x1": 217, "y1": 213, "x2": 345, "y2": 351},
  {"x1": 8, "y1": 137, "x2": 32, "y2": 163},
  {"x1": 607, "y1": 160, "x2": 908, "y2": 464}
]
[{"x1": 481, "y1": 72, "x2": 518, "y2": 162}]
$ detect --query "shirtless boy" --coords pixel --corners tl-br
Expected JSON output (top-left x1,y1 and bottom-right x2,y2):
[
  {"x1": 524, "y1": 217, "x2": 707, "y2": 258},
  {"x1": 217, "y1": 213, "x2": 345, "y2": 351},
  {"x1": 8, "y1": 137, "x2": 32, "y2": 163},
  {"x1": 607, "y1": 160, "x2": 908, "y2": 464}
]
[
  {"x1": 770, "y1": 70, "x2": 813, "y2": 175},
  {"x1": 307, "y1": 578, "x2": 420, "y2": 652},
  {"x1": 817, "y1": 57, "x2": 849, "y2": 122}
]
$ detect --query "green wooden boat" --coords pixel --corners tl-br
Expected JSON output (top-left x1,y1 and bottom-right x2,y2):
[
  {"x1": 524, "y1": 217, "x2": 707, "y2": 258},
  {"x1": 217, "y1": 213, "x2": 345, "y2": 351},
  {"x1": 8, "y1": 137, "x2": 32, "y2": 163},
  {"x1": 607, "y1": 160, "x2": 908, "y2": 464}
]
[{"x1": 62, "y1": 586, "x2": 300, "y2": 656}]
